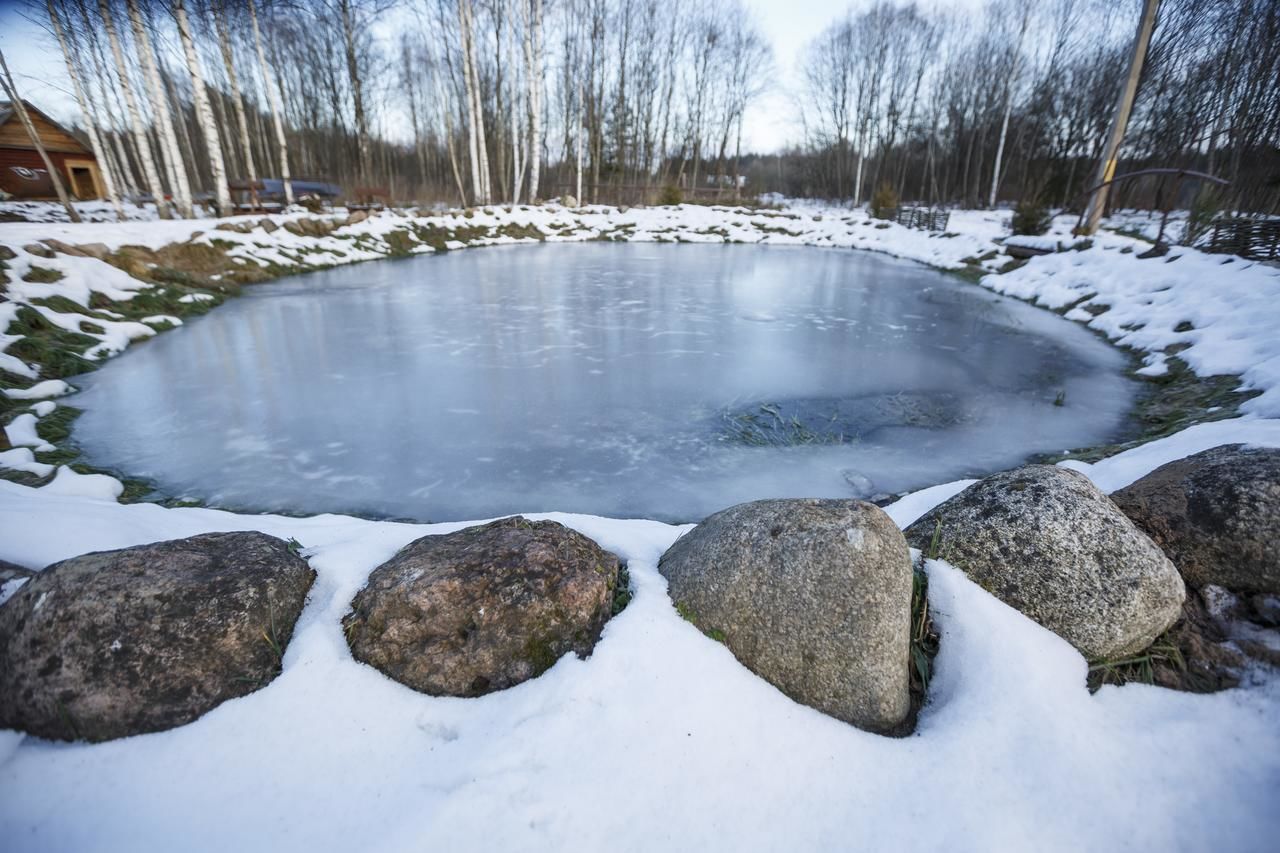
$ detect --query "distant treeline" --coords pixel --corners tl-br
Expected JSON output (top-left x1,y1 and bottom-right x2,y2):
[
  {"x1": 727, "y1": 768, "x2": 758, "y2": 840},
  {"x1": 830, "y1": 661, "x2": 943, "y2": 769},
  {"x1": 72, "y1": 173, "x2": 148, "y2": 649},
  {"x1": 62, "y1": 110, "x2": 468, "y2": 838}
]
[{"x1": 27, "y1": 0, "x2": 1280, "y2": 216}]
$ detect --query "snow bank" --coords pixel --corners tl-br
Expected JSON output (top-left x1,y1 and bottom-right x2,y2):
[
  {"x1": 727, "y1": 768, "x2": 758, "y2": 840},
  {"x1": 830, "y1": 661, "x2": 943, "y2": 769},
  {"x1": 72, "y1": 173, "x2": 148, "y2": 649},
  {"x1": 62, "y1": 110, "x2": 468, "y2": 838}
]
[{"x1": 0, "y1": 420, "x2": 1277, "y2": 851}]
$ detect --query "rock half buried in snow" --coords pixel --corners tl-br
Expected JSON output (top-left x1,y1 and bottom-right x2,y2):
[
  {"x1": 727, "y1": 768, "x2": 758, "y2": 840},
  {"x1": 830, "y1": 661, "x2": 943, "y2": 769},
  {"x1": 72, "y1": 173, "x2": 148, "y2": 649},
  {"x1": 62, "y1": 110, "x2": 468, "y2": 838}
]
[
  {"x1": 1110, "y1": 444, "x2": 1280, "y2": 594},
  {"x1": 343, "y1": 517, "x2": 621, "y2": 697},
  {"x1": 904, "y1": 465, "x2": 1184, "y2": 659},
  {"x1": 0, "y1": 532, "x2": 315, "y2": 742},
  {"x1": 659, "y1": 499, "x2": 911, "y2": 734}
]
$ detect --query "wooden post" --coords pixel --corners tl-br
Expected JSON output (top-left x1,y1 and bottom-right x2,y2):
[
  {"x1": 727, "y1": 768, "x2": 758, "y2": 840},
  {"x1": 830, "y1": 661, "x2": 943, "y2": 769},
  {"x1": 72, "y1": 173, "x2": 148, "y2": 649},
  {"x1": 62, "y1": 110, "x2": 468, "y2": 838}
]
[{"x1": 1081, "y1": 0, "x2": 1160, "y2": 235}]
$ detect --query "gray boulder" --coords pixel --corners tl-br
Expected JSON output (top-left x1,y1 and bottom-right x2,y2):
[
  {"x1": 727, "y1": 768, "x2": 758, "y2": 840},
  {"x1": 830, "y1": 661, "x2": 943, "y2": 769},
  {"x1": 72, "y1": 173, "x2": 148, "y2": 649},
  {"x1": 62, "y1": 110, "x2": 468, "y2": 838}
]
[
  {"x1": 1110, "y1": 444, "x2": 1280, "y2": 594},
  {"x1": 344, "y1": 517, "x2": 621, "y2": 697},
  {"x1": 904, "y1": 465, "x2": 1184, "y2": 659},
  {"x1": 659, "y1": 499, "x2": 911, "y2": 734},
  {"x1": 0, "y1": 532, "x2": 315, "y2": 742}
]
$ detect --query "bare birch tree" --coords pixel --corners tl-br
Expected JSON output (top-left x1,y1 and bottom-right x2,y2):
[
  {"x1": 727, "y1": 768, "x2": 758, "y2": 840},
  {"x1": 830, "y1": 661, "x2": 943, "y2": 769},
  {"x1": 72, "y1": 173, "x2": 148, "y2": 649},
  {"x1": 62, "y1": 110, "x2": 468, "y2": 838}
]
[
  {"x1": 173, "y1": 0, "x2": 232, "y2": 216},
  {"x1": 213, "y1": 0, "x2": 258, "y2": 197},
  {"x1": 98, "y1": 0, "x2": 170, "y2": 217},
  {"x1": 247, "y1": 0, "x2": 292, "y2": 205},
  {"x1": 46, "y1": 0, "x2": 124, "y2": 220},
  {"x1": 126, "y1": 0, "x2": 194, "y2": 217}
]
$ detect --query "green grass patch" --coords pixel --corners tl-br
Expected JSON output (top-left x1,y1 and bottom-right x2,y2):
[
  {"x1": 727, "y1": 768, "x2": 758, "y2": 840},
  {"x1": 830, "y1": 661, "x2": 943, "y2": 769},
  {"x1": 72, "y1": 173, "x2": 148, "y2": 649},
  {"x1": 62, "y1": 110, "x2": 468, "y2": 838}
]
[
  {"x1": 4, "y1": 306, "x2": 99, "y2": 379},
  {"x1": 1087, "y1": 633, "x2": 1184, "y2": 691},
  {"x1": 22, "y1": 265, "x2": 63, "y2": 283}
]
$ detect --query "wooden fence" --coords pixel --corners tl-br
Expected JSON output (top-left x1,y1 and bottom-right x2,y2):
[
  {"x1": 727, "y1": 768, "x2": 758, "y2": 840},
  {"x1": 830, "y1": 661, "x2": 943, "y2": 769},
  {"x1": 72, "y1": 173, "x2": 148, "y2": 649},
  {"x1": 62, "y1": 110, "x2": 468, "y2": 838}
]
[
  {"x1": 1206, "y1": 217, "x2": 1280, "y2": 260},
  {"x1": 894, "y1": 206, "x2": 951, "y2": 232}
]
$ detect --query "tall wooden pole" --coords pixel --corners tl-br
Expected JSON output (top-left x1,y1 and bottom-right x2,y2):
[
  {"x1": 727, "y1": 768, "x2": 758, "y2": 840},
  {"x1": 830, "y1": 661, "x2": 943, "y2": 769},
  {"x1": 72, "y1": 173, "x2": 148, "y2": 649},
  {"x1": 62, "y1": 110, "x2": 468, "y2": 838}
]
[{"x1": 1081, "y1": 0, "x2": 1160, "y2": 235}]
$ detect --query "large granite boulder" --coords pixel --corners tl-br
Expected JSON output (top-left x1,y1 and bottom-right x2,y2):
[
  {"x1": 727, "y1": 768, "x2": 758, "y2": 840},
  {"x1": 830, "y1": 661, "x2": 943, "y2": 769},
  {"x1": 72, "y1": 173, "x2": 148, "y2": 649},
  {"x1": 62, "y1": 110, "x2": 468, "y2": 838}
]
[
  {"x1": 904, "y1": 465, "x2": 1184, "y2": 660},
  {"x1": 0, "y1": 532, "x2": 315, "y2": 742},
  {"x1": 344, "y1": 517, "x2": 621, "y2": 697},
  {"x1": 659, "y1": 499, "x2": 911, "y2": 734},
  {"x1": 1110, "y1": 444, "x2": 1280, "y2": 594}
]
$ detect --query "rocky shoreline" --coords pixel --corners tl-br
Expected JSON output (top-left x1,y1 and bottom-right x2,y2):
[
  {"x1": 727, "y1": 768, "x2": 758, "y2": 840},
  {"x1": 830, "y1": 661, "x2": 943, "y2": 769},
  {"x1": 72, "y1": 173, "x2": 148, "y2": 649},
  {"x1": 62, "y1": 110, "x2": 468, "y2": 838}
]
[{"x1": 2, "y1": 204, "x2": 1278, "y2": 743}]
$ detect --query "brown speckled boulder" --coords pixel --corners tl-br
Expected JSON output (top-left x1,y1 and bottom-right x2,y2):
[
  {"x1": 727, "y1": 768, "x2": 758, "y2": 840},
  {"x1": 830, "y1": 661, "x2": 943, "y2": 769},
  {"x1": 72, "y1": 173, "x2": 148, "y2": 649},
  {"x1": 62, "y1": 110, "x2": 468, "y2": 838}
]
[
  {"x1": 659, "y1": 499, "x2": 911, "y2": 734},
  {"x1": 1110, "y1": 444, "x2": 1280, "y2": 594},
  {"x1": 904, "y1": 465, "x2": 1184, "y2": 660},
  {"x1": 0, "y1": 532, "x2": 315, "y2": 742},
  {"x1": 343, "y1": 517, "x2": 621, "y2": 697}
]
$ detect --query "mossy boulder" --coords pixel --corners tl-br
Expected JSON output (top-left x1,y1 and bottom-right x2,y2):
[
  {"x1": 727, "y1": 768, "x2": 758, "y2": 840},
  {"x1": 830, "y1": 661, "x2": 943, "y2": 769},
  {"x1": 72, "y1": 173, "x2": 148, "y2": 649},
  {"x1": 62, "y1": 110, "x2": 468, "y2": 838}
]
[
  {"x1": 0, "y1": 532, "x2": 315, "y2": 742},
  {"x1": 343, "y1": 517, "x2": 621, "y2": 697}
]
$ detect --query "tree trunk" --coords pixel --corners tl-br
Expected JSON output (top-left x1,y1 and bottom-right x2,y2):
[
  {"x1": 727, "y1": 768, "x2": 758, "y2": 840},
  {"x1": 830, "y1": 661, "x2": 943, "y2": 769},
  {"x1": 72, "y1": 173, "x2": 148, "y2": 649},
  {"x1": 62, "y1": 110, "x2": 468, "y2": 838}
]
[
  {"x1": 174, "y1": 0, "x2": 232, "y2": 217},
  {"x1": 247, "y1": 0, "x2": 292, "y2": 206},
  {"x1": 988, "y1": 12, "x2": 1030, "y2": 209},
  {"x1": 214, "y1": 0, "x2": 258, "y2": 205},
  {"x1": 47, "y1": 0, "x2": 124, "y2": 220},
  {"x1": 458, "y1": 0, "x2": 489, "y2": 204},
  {"x1": 126, "y1": 0, "x2": 194, "y2": 218},
  {"x1": 98, "y1": 0, "x2": 170, "y2": 218},
  {"x1": 526, "y1": 0, "x2": 543, "y2": 201},
  {"x1": 338, "y1": 0, "x2": 373, "y2": 183}
]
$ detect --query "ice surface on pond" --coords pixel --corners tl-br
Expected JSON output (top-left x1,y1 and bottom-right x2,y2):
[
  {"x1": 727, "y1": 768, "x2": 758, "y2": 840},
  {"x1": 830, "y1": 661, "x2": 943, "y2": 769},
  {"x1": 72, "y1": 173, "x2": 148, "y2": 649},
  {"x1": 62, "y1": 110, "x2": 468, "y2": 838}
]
[{"x1": 71, "y1": 244, "x2": 1135, "y2": 521}]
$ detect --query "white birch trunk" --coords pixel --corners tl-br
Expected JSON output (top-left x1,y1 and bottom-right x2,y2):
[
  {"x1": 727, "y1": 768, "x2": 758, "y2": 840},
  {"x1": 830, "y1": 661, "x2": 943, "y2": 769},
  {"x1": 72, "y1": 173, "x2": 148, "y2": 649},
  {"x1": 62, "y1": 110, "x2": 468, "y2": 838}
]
[
  {"x1": 525, "y1": 0, "x2": 543, "y2": 201},
  {"x1": 75, "y1": 0, "x2": 137, "y2": 196},
  {"x1": 174, "y1": 0, "x2": 232, "y2": 217},
  {"x1": 459, "y1": 0, "x2": 490, "y2": 204},
  {"x1": 508, "y1": 0, "x2": 522, "y2": 204},
  {"x1": 988, "y1": 12, "x2": 1030, "y2": 210},
  {"x1": 98, "y1": 0, "x2": 170, "y2": 218},
  {"x1": 47, "y1": 0, "x2": 124, "y2": 220},
  {"x1": 126, "y1": 0, "x2": 194, "y2": 218},
  {"x1": 214, "y1": 1, "x2": 258, "y2": 197},
  {"x1": 247, "y1": 0, "x2": 291, "y2": 205},
  {"x1": 458, "y1": 0, "x2": 482, "y2": 204}
]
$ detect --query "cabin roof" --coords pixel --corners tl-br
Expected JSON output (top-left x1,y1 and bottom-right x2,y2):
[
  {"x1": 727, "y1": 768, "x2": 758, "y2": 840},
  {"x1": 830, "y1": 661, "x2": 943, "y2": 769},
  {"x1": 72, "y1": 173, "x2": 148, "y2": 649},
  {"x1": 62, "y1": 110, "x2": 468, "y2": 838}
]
[{"x1": 0, "y1": 100, "x2": 90, "y2": 155}]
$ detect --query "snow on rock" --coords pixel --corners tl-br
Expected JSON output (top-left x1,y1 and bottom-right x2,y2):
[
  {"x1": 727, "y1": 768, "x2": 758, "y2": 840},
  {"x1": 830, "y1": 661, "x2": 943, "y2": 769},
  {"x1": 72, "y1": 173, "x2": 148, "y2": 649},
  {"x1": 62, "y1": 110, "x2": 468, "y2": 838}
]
[
  {"x1": 1056, "y1": 417, "x2": 1280, "y2": 493},
  {"x1": 3, "y1": 413, "x2": 52, "y2": 452},
  {"x1": 2, "y1": 379, "x2": 71, "y2": 399},
  {"x1": 38, "y1": 466, "x2": 125, "y2": 501},
  {"x1": 0, "y1": 448, "x2": 54, "y2": 477}
]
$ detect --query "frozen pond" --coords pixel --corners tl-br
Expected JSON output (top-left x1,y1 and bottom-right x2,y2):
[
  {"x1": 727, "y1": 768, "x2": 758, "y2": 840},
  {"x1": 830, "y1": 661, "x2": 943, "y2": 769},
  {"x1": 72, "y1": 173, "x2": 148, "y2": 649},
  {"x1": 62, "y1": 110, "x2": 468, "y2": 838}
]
[{"x1": 72, "y1": 244, "x2": 1136, "y2": 522}]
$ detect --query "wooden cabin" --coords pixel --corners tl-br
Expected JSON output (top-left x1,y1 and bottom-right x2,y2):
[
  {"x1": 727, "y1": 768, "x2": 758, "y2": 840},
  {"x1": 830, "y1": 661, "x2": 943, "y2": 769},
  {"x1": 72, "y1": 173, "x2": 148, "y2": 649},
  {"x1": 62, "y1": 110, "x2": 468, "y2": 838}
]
[{"x1": 0, "y1": 100, "x2": 104, "y2": 200}]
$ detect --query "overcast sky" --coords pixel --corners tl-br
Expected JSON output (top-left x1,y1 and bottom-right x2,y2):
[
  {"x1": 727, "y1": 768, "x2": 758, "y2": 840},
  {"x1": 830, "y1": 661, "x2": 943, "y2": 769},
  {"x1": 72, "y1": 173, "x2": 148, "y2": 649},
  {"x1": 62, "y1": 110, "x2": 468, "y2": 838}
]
[{"x1": 0, "y1": 0, "x2": 975, "y2": 155}]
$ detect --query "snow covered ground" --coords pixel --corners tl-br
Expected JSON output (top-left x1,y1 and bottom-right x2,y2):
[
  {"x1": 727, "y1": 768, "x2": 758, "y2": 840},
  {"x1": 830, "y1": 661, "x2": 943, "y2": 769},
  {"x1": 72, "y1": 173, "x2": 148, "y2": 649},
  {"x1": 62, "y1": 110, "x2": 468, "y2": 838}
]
[
  {"x1": 1, "y1": 418, "x2": 1279, "y2": 852},
  {"x1": 2, "y1": 200, "x2": 1280, "y2": 851}
]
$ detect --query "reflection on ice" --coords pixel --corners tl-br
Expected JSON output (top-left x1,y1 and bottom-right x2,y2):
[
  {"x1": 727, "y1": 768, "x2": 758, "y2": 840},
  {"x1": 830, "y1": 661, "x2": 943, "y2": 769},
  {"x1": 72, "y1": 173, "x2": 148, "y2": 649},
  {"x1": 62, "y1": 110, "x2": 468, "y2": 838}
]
[{"x1": 72, "y1": 243, "x2": 1135, "y2": 522}]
